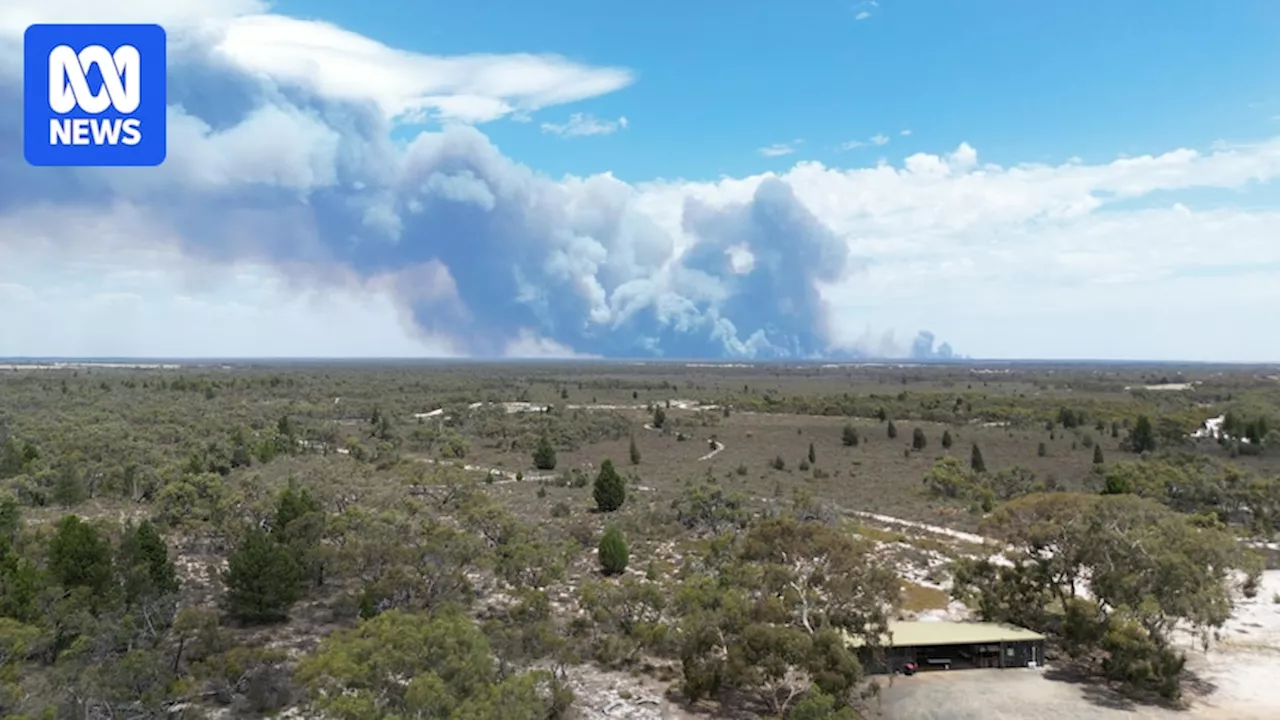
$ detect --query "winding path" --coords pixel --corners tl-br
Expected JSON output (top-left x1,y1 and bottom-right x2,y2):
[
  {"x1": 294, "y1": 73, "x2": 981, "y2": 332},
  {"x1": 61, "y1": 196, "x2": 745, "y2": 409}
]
[{"x1": 412, "y1": 400, "x2": 1006, "y2": 545}]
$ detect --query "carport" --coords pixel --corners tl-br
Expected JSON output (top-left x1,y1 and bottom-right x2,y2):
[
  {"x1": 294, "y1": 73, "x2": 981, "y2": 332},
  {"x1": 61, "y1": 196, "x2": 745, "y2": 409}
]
[{"x1": 849, "y1": 620, "x2": 1046, "y2": 673}]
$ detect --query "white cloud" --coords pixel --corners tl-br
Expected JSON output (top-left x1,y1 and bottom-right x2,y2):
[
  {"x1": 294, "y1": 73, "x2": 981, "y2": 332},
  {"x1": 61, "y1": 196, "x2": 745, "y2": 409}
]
[
  {"x1": 841, "y1": 134, "x2": 891, "y2": 150},
  {"x1": 5, "y1": 1, "x2": 1280, "y2": 361},
  {"x1": 214, "y1": 15, "x2": 634, "y2": 124},
  {"x1": 726, "y1": 245, "x2": 756, "y2": 274},
  {"x1": 13, "y1": 131, "x2": 1280, "y2": 360},
  {"x1": 900, "y1": 129, "x2": 912, "y2": 136},
  {"x1": 760, "y1": 140, "x2": 803, "y2": 157},
  {"x1": 541, "y1": 113, "x2": 629, "y2": 137},
  {"x1": 1, "y1": 1, "x2": 633, "y2": 125},
  {"x1": 0, "y1": 249, "x2": 459, "y2": 358},
  {"x1": 855, "y1": 11, "x2": 871, "y2": 20}
]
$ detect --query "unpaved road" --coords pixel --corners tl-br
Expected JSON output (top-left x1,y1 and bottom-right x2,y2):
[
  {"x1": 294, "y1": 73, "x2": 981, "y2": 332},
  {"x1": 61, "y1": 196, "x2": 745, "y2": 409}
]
[{"x1": 876, "y1": 666, "x2": 1274, "y2": 720}]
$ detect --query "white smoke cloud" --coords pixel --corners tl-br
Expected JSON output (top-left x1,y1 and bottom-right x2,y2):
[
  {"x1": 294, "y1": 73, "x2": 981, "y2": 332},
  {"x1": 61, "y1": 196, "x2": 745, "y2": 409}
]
[{"x1": 2, "y1": 1, "x2": 1279, "y2": 361}]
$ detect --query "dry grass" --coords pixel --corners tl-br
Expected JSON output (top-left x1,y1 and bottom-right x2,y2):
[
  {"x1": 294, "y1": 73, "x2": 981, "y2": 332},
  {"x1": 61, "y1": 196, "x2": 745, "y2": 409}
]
[
  {"x1": 471, "y1": 406, "x2": 1114, "y2": 539},
  {"x1": 898, "y1": 581, "x2": 952, "y2": 613}
]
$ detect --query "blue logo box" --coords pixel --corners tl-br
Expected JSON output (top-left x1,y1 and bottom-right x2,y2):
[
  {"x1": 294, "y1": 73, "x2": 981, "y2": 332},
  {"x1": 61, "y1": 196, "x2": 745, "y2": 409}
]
[{"x1": 23, "y1": 23, "x2": 167, "y2": 167}]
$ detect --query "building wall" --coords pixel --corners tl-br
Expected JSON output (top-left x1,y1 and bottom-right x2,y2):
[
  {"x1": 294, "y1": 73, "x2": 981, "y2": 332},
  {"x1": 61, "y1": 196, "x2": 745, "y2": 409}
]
[
  {"x1": 858, "y1": 639, "x2": 1045, "y2": 674},
  {"x1": 1002, "y1": 639, "x2": 1045, "y2": 668}
]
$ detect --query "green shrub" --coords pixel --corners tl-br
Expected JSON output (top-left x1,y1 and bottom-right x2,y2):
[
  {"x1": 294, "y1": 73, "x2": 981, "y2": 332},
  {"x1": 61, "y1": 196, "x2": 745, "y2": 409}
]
[
  {"x1": 593, "y1": 460, "x2": 626, "y2": 513},
  {"x1": 598, "y1": 526, "x2": 629, "y2": 576}
]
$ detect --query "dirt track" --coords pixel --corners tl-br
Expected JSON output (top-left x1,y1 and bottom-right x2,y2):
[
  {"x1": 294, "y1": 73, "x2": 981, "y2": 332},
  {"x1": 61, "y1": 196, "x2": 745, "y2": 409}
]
[{"x1": 875, "y1": 666, "x2": 1275, "y2": 720}]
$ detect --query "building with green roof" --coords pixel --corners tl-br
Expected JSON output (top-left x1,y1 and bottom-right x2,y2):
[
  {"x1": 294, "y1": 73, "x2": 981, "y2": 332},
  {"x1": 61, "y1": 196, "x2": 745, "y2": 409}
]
[{"x1": 848, "y1": 620, "x2": 1046, "y2": 673}]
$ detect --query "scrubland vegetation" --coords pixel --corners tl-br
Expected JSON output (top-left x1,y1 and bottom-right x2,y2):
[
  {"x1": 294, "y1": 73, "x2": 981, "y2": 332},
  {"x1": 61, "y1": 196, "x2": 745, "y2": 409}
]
[{"x1": 0, "y1": 361, "x2": 1278, "y2": 718}]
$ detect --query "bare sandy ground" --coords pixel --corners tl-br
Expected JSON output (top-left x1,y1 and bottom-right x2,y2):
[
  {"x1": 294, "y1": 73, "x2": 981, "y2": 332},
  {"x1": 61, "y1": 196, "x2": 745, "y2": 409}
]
[
  {"x1": 879, "y1": 571, "x2": 1280, "y2": 720},
  {"x1": 1174, "y1": 569, "x2": 1280, "y2": 719}
]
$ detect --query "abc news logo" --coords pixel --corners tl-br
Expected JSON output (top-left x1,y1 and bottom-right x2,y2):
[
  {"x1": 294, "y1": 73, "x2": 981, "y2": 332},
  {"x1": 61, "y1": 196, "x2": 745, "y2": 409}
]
[
  {"x1": 23, "y1": 24, "x2": 167, "y2": 167},
  {"x1": 48, "y1": 44, "x2": 143, "y2": 147}
]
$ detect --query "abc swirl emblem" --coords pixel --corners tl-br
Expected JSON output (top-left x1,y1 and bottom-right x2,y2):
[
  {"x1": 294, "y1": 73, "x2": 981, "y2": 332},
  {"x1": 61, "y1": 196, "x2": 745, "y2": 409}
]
[{"x1": 23, "y1": 24, "x2": 167, "y2": 167}]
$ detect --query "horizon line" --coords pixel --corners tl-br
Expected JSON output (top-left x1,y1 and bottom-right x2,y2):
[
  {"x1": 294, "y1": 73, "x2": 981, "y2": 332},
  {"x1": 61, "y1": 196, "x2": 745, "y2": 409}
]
[{"x1": 0, "y1": 356, "x2": 1276, "y2": 368}]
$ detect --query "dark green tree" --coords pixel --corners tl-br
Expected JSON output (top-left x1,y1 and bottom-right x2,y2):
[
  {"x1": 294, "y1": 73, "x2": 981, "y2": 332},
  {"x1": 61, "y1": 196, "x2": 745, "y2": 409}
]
[
  {"x1": 273, "y1": 482, "x2": 322, "y2": 539},
  {"x1": 51, "y1": 468, "x2": 87, "y2": 508},
  {"x1": 223, "y1": 529, "x2": 303, "y2": 624},
  {"x1": 0, "y1": 540, "x2": 40, "y2": 622},
  {"x1": 807, "y1": 442, "x2": 816, "y2": 464},
  {"x1": 653, "y1": 407, "x2": 667, "y2": 429},
  {"x1": 593, "y1": 460, "x2": 626, "y2": 513},
  {"x1": 1037, "y1": 442, "x2": 1047, "y2": 457},
  {"x1": 887, "y1": 421, "x2": 898, "y2": 439},
  {"x1": 970, "y1": 443, "x2": 987, "y2": 473},
  {"x1": 941, "y1": 429, "x2": 953, "y2": 449},
  {"x1": 841, "y1": 425, "x2": 859, "y2": 447},
  {"x1": 912, "y1": 428, "x2": 927, "y2": 451},
  {"x1": 629, "y1": 436, "x2": 641, "y2": 465},
  {"x1": 0, "y1": 496, "x2": 20, "y2": 540},
  {"x1": 598, "y1": 526, "x2": 629, "y2": 576},
  {"x1": 533, "y1": 436, "x2": 557, "y2": 471},
  {"x1": 117, "y1": 520, "x2": 179, "y2": 606},
  {"x1": 48, "y1": 515, "x2": 114, "y2": 598},
  {"x1": 274, "y1": 482, "x2": 329, "y2": 587},
  {"x1": 1130, "y1": 415, "x2": 1157, "y2": 454},
  {"x1": 1093, "y1": 444, "x2": 1105, "y2": 464}
]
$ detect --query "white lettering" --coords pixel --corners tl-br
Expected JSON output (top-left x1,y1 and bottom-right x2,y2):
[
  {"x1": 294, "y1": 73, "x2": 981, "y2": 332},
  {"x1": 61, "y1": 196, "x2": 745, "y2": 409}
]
[
  {"x1": 120, "y1": 118, "x2": 142, "y2": 146},
  {"x1": 72, "y1": 118, "x2": 91, "y2": 144},
  {"x1": 49, "y1": 118, "x2": 71, "y2": 144},
  {"x1": 49, "y1": 118, "x2": 144, "y2": 146},
  {"x1": 90, "y1": 117, "x2": 121, "y2": 144},
  {"x1": 48, "y1": 44, "x2": 141, "y2": 115}
]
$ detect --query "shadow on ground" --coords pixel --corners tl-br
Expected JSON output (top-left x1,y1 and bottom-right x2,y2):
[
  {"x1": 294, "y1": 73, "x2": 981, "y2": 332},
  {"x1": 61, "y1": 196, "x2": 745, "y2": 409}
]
[{"x1": 1043, "y1": 661, "x2": 1217, "y2": 713}]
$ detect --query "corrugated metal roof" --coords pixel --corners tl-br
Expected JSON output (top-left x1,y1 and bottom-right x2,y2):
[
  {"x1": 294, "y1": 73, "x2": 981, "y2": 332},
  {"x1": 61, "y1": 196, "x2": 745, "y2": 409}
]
[{"x1": 845, "y1": 620, "x2": 1045, "y2": 648}]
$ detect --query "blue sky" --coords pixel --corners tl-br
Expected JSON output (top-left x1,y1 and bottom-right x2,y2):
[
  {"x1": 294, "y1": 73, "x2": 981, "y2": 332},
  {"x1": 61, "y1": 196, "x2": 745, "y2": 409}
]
[
  {"x1": 0, "y1": 0, "x2": 1279, "y2": 361},
  {"x1": 273, "y1": 0, "x2": 1280, "y2": 180}
]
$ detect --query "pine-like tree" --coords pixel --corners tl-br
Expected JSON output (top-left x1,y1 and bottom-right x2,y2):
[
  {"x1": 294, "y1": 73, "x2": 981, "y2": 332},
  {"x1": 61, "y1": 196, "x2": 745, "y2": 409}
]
[
  {"x1": 593, "y1": 459, "x2": 627, "y2": 513},
  {"x1": 51, "y1": 468, "x2": 87, "y2": 508},
  {"x1": 533, "y1": 436, "x2": 558, "y2": 470},
  {"x1": 49, "y1": 515, "x2": 113, "y2": 597},
  {"x1": 842, "y1": 424, "x2": 860, "y2": 447},
  {"x1": 807, "y1": 442, "x2": 816, "y2": 464},
  {"x1": 118, "y1": 520, "x2": 179, "y2": 605},
  {"x1": 912, "y1": 428, "x2": 927, "y2": 451},
  {"x1": 941, "y1": 429, "x2": 953, "y2": 449},
  {"x1": 1093, "y1": 444, "x2": 1105, "y2": 464},
  {"x1": 598, "y1": 526, "x2": 629, "y2": 576},
  {"x1": 887, "y1": 421, "x2": 898, "y2": 439},
  {"x1": 273, "y1": 482, "x2": 322, "y2": 539},
  {"x1": 970, "y1": 443, "x2": 987, "y2": 473},
  {"x1": 1130, "y1": 415, "x2": 1157, "y2": 454},
  {"x1": 629, "y1": 435, "x2": 641, "y2": 465},
  {"x1": 223, "y1": 529, "x2": 302, "y2": 624}
]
